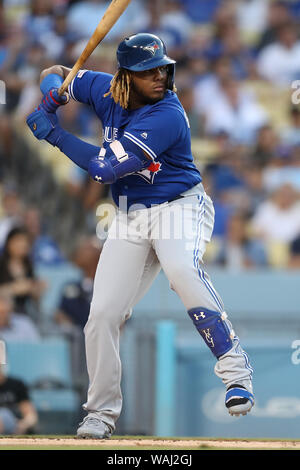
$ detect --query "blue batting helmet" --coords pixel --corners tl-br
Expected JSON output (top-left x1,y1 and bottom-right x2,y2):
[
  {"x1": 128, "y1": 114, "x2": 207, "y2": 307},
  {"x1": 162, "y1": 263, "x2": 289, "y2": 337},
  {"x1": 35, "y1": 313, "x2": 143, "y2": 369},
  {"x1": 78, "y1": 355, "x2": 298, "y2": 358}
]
[{"x1": 117, "y1": 33, "x2": 176, "y2": 90}]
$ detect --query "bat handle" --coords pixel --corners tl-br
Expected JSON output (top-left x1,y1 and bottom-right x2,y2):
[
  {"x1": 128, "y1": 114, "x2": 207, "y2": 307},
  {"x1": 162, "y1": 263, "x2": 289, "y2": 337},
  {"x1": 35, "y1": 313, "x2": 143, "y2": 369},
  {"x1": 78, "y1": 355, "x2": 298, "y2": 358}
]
[
  {"x1": 58, "y1": 69, "x2": 78, "y2": 96},
  {"x1": 57, "y1": 47, "x2": 91, "y2": 96}
]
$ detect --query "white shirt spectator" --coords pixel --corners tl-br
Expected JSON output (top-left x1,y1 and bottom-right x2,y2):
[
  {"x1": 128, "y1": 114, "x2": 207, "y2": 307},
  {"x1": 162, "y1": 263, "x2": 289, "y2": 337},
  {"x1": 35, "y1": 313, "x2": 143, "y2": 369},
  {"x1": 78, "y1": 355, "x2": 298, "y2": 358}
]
[
  {"x1": 201, "y1": 80, "x2": 268, "y2": 143},
  {"x1": 160, "y1": 4, "x2": 193, "y2": 44},
  {"x1": 67, "y1": 0, "x2": 149, "y2": 41},
  {"x1": 251, "y1": 189, "x2": 300, "y2": 243},
  {"x1": 194, "y1": 75, "x2": 225, "y2": 115},
  {"x1": 262, "y1": 166, "x2": 300, "y2": 193},
  {"x1": 236, "y1": 0, "x2": 268, "y2": 36},
  {"x1": 257, "y1": 40, "x2": 300, "y2": 87}
]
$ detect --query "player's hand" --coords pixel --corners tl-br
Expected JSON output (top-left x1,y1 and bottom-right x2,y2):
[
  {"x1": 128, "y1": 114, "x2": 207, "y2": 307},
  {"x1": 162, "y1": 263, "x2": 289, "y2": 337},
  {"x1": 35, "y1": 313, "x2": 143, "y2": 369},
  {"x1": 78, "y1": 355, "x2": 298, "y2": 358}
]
[
  {"x1": 39, "y1": 88, "x2": 69, "y2": 114},
  {"x1": 26, "y1": 107, "x2": 61, "y2": 146}
]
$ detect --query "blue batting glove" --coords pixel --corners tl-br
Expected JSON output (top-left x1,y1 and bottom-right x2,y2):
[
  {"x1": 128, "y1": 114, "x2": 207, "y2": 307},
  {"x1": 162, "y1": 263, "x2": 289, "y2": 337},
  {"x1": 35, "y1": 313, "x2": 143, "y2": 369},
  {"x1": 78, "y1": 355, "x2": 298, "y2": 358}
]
[
  {"x1": 26, "y1": 107, "x2": 63, "y2": 146},
  {"x1": 39, "y1": 88, "x2": 69, "y2": 114}
]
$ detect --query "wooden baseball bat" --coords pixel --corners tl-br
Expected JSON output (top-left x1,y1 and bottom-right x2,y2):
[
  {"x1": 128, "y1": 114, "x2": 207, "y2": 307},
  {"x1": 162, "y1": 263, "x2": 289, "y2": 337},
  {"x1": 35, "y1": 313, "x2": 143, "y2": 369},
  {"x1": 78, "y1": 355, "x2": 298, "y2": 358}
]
[{"x1": 58, "y1": 0, "x2": 131, "y2": 95}]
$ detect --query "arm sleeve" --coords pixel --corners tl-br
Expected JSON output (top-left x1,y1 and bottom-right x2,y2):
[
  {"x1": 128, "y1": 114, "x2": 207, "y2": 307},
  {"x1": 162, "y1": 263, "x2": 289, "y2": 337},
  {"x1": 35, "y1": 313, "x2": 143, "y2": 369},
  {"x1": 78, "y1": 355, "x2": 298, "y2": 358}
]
[
  {"x1": 123, "y1": 105, "x2": 185, "y2": 160},
  {"x1": 55, "y1": 129, "x2": 152, "y2": 172},
  {"x1": 56, "y1": 129, "x2": 101, "y2": 170}
]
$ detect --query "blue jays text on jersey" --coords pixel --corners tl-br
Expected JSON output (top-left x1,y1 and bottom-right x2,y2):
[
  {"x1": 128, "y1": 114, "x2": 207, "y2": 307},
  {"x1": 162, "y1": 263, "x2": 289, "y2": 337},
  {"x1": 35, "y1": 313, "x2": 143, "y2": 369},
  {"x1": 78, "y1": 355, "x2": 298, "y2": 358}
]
[{"x1": 68, "y1": 70, "x2": 202, "y2": 208}]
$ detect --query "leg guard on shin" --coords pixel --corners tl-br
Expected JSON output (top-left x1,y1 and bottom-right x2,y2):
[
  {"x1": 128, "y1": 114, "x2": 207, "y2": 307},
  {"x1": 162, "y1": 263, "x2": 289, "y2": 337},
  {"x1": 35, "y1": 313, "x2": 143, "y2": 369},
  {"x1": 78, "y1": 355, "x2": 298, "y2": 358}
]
[{"x1": 188, "y1": 307, "x2": 234, "y2": 358}]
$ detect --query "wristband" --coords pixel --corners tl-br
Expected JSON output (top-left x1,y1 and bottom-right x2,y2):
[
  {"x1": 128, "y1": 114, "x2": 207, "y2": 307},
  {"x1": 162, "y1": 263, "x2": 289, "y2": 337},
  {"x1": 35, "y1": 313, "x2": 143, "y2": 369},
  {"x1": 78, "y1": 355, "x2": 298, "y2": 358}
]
[{"x1": 40, "y1": 73, "x2": 64, "y2": 95}]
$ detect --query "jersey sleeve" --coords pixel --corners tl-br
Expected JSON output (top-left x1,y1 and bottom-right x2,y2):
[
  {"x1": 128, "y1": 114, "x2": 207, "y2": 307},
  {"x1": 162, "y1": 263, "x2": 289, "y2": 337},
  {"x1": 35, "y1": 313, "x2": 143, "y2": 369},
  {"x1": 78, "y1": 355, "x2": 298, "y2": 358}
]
[
  {"x1": 68, "y1": 70, "x2": 113, "y2": 109},
  {"x1": 123, "y1": 105, "x2": 186, "y2": 161}
]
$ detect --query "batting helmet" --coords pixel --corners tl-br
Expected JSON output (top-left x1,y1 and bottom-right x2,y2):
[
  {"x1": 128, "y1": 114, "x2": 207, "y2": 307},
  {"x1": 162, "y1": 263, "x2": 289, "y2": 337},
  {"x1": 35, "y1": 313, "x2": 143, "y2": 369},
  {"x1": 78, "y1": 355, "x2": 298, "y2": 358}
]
[{"x1": 117, "y1": 33, "x2": 176, "y2": 90}]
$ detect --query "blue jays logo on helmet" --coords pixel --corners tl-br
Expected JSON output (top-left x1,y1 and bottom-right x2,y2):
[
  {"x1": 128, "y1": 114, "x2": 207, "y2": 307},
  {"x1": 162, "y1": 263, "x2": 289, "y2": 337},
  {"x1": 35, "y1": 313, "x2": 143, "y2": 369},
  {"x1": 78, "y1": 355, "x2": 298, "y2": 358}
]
[
  {"x1": 141, "y1": 41, "x2": 160, "y2": 56},
  {"x1": 117, "y1": 33, "x2": 176, "y2": 90}
]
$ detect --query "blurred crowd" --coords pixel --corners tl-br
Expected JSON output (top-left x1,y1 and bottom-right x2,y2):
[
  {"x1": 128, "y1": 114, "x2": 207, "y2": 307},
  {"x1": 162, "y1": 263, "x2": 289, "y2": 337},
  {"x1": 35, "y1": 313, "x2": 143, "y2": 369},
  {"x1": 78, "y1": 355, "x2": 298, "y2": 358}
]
[
  {"x1": 0, "y1": 1, "x2": 299, "y2": 336},
  {"x1": 0, "y1": 0, "x2": 300, "y2": 435}
]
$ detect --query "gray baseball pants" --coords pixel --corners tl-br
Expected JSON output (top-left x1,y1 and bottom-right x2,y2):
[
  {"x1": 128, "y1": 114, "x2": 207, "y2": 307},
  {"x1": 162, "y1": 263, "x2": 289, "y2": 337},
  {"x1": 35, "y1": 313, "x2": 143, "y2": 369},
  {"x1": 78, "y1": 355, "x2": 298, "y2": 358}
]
[{"x1": 83, "y1": 183, "x2": 253, "y2": 430}]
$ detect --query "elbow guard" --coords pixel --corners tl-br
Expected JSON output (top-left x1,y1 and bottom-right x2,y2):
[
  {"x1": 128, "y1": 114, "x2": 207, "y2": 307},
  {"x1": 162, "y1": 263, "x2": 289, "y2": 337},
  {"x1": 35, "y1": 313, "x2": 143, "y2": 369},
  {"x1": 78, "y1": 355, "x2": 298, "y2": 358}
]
[{"x1": 88, "y1": 140, "x2": 150, "y2": 184}]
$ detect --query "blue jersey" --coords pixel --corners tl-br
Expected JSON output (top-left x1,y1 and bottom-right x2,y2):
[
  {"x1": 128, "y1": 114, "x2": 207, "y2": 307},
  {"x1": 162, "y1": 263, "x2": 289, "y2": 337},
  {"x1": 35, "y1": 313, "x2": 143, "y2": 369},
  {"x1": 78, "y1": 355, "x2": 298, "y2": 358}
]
[{"x1": 69, "y1": 70, "x2": 202, "y2": 207}]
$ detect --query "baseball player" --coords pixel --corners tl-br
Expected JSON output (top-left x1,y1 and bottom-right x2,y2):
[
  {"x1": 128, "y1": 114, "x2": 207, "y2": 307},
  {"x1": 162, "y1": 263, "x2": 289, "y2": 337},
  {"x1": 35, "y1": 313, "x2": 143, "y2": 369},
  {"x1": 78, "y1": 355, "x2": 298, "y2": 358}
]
[{"x1": 26, "y1": 33, "x2": 254, "y2": 439}]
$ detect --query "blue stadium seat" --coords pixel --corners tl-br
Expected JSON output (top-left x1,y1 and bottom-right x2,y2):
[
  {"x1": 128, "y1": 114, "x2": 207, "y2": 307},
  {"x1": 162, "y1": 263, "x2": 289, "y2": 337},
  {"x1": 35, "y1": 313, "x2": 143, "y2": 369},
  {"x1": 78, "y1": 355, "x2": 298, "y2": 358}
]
[
  {"x1": 31, "y1": 389, "x2": 80, "y2": 412},
  {"x1": 5, "y1": 337, "x2": 73, "y2": 388},
  {"x1": 5, "y1": 338, "x2": 81, "y2": 434},
  {"x1": 36, "y1": 262, "x2": 82, "y2": 321}
]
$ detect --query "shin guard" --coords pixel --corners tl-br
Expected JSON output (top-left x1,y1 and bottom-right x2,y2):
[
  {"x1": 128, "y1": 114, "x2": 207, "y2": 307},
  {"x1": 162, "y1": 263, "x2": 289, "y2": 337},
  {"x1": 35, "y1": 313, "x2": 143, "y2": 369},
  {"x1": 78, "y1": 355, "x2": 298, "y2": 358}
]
[{"x1": 188, "y1": 307, "x2": 234, "y2": 358}]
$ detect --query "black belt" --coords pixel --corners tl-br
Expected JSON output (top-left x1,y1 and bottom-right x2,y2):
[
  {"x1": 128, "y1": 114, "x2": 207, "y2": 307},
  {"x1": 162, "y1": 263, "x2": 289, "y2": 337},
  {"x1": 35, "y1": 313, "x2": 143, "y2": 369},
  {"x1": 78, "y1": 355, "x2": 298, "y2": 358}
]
[{"x1": 167, "y1": 195, "x2": 185, "y2": 203}]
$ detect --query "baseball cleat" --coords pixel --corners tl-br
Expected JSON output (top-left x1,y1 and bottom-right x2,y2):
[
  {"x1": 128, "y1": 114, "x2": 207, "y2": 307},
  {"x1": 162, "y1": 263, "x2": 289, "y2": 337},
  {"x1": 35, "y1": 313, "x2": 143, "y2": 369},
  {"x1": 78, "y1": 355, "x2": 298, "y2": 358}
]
[
  {"x1": 225, "y1": 384, "x2": 254, "y2": 417},
  {"x1": 76, "y1": 416, "x2": 112, "y2": 439}
]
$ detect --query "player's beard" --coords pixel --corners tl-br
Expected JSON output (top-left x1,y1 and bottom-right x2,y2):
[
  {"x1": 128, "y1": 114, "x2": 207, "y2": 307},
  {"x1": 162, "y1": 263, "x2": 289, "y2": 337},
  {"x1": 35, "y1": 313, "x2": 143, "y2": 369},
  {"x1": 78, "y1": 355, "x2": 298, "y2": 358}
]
[{"x1": 129, "y1": 79, "x2": 167, "y2": 107}]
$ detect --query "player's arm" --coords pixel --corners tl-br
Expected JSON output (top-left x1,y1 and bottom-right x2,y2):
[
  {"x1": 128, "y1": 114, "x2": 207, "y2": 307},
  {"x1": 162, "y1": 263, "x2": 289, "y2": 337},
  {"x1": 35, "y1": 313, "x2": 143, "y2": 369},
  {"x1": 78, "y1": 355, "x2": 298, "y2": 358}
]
[
  {"x1": 26, "y1": 105, "x2": 151, "y2": 178},
  {"x1": 37, "y1": 66, "x2": 72, "y2": 112},
  {"x1": 88, "y1": 140, "x2": 152, "y2": 184},
  {"x1": 26, "y1": 69, "x2": 152, "y2": 178}
]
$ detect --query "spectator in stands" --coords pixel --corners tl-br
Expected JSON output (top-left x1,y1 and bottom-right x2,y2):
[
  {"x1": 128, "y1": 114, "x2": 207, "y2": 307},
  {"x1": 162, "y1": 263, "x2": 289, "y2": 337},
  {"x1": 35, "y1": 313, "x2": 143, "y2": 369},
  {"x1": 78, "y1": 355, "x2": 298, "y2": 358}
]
[
  {"x1": 0, "y1": 364, "x2": 38, "y2": 435},
  {"x1": 22, "y1": 206, "x2": 65, "y2": 266},
  {"x1": 177, "y1": 84, "x2": 202, "y2": 137},
  {"x1": 262, "y1": 145, "x2": 300, "y2": 194},
  {"x1": 257, "y1": 21, "x2": 300, "y2": 87},
  {"x1": 0, "y1": 292, "x2": 40, "y2": 342},
  {"x1": 181, "y1": 0, "x2": 220, "y2": 24},
  {"x1": 288, "y1": 235, "x2": 300, "y2": 269},
  {"x1": 256, "y1": 1, "x2": 292, "y2": 52},
  {"x1": 215, "y1": 22, "x2": 254, "y2": 80},
  {"x1": 0, "y1": 227, "x2": 46, "y2": 315},
  {"x1": 236, "y1": 0, "x2": 268, "y2": 40},
  {"x1": 37, "y1": 6, "x2": 80, "y2": 61},
  {"x1": 0, "y1": 189, "x2": 24, "y2": 252},
  {"x1": 202, "y1": 77, "x2": 268, "y2": 144},
  {"x1": 67, "y1": 0, "x2": 148, "y2": 41},
  {"x1": 55, "y1": 236, "x2": 101, "y2": 329},
  {"x1": 159, "y1": 0, "x2": 193, "y2": 47},
  {"x1": 0, "y1": 37, "x2": 48, "y2": 121},
  {"x1": 242, "y1": 162, "x2": 267, "y2": 213},
  {"x1": 251, "y1": 183, "x2": 300, "y2": 267},
  {"x1": 22, "y1": 0, "x2": 54, "y2": 45},
  {"x1": 212, "y1": 210, "x2": 268, "y2": 270},
  {"x1": 194, "y1": 55, "x2": 235, "y2": 116},
  {"x1": 280, "y1": 106, "x2": 300, "y2": 148},
  {"x1": 3, "y1": 0, "x2": 300, "y2": 276},
  {"x1": 250, "y1": 125, "x2": 280, "y2": 169}
]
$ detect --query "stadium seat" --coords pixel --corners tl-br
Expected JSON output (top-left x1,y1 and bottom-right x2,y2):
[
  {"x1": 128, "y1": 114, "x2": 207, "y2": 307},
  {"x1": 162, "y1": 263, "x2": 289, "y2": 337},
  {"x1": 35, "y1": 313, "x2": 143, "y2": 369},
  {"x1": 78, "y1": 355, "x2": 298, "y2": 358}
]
[
  {"x1": 6, "y1": 337, "x2": 73, "y2": 388},
  {"x1": 31, "y1": 389, "x2": 79, "y2": 412},
  {"x1": 5, "y1": 338, "x2": 81, "y2": 434}
]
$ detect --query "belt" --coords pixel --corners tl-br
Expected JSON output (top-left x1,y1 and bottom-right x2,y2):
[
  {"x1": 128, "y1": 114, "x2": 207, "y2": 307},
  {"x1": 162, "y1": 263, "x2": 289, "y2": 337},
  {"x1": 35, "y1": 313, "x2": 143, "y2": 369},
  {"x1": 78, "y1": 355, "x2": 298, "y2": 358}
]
[{"x1": 167, "y1": 195, "x2": 185, "y2": 203}]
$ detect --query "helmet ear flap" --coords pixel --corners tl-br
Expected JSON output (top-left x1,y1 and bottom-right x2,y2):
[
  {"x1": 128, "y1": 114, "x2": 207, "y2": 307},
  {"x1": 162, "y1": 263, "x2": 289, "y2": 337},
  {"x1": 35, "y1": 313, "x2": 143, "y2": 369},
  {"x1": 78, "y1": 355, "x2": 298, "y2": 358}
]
[{"x1": 167, "y1": 64, "x2": 176, "y2": 91}]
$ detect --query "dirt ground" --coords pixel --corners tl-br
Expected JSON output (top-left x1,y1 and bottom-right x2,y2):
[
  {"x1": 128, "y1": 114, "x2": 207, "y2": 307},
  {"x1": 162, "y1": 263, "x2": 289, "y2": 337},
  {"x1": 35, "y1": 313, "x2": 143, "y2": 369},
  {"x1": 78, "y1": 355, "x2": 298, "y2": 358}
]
[{"x1": 0, "y1": 437, "x2": 299, "y2": 449}]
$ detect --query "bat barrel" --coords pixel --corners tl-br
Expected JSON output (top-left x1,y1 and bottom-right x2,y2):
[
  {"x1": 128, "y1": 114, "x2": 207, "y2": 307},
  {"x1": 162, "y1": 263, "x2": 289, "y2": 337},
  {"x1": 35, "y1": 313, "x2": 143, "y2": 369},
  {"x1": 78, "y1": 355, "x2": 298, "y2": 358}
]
[{"x1": 58, "y1": 0, "x2": 131, "y2": 95}]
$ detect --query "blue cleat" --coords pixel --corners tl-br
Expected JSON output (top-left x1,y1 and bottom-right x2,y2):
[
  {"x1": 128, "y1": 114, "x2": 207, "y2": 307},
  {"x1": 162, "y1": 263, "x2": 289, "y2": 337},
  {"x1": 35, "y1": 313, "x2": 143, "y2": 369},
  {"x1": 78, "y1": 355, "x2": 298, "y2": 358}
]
[{"x1": 225, "y1": 384, "x2": 254, "y2": 417}]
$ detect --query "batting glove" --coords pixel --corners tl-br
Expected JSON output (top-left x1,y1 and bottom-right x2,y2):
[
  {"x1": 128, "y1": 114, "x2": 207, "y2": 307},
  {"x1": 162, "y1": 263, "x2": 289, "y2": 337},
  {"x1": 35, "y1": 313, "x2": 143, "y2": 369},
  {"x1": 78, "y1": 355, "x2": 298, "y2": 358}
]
[
  {"x1": 26, "y1": 107, "x2": 63, "y2": 146},
  {"x1": 39, "y1": 89, "x2": 69, "y2": 114}
]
